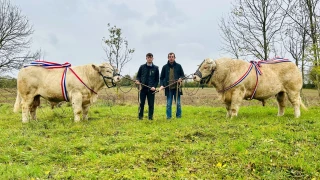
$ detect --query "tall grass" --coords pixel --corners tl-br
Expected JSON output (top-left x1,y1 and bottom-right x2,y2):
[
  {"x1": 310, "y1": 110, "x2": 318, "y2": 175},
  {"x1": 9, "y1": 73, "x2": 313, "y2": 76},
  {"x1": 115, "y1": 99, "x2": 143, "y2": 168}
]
[{"x1": 0, "y1": 101, "x2": 319, "y2": 179}]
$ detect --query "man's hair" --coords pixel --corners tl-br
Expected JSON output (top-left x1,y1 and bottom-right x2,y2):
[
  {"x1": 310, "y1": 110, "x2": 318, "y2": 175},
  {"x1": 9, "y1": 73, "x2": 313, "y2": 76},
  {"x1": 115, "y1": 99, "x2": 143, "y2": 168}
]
[
  {"x1": 168, "y1": 52, "x2": 175, "y2": 58},
  {"x1": 146, "y1": 53, "x2": 153, "y2": 57}
]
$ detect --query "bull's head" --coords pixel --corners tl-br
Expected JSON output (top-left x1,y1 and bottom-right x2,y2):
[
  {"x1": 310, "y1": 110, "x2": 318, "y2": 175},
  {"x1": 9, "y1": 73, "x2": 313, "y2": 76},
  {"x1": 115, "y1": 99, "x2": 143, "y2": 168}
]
[
  {"x1": 193, "y1": 58, "x2": 216, "y2": 84},
  {"x1": 93, "y1": 63, "x2": 120, "y2": 88}
]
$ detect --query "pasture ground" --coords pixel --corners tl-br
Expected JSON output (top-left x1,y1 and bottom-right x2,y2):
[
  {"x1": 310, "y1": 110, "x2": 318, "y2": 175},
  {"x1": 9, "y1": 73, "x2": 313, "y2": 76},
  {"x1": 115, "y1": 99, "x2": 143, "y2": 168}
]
[{"x1": 0, "y1": 87, "x2": 319, "y2": 179}]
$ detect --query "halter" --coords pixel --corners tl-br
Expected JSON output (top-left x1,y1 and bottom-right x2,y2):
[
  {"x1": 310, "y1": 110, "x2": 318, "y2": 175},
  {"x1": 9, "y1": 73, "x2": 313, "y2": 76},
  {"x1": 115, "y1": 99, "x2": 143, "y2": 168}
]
[
  {"x1": 98, "y1": 67, "x2": 119, "y2": 88},
  {"x1": 194, "y1": 60, "x2": 215, "y2": 86}
]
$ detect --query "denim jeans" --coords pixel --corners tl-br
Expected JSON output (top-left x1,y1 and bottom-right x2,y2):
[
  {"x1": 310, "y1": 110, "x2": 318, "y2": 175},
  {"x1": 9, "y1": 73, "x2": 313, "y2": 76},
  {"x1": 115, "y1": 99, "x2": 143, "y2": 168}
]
[{"x1": 166, "y1": 89, "x2": 181, "y2": 119}]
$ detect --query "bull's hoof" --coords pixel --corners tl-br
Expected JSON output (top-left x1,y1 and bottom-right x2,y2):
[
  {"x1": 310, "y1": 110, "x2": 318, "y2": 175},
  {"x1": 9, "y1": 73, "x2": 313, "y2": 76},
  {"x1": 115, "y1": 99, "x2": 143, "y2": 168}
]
[{"x1": 22, "y1": 119, "x2": 29, "y2": 123}]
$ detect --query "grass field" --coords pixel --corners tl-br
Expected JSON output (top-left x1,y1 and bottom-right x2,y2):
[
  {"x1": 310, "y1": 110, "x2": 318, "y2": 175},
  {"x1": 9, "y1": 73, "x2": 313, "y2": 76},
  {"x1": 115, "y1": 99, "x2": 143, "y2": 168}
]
[{"x1": 0, "y1": 87, "x2": 320, "y2": 179}]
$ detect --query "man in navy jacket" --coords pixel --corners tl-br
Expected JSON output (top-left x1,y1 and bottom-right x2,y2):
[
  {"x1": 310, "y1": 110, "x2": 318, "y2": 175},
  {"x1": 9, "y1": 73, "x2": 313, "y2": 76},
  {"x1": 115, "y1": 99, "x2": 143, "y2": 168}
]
[{"x1": 135, "y1": 53, "x2": 159, "y2": 120}]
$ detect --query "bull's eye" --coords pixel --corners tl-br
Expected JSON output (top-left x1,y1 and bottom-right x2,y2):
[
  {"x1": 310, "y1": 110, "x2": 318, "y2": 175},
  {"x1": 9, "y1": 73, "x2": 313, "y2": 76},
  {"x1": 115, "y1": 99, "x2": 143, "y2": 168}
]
[{"x1": 106, "y1": 70, "x2": 112, "y2": 73}]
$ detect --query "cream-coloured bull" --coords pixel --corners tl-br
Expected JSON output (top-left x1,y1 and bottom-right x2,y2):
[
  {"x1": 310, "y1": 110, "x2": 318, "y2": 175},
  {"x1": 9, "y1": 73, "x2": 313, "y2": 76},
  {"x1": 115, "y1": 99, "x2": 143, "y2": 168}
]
[
  {"x1": 193, "y1": 57, "x2": 306, "y2": 118},
  {"x1": 14, "y1": 63, "x2": 119, "y2": 123}
]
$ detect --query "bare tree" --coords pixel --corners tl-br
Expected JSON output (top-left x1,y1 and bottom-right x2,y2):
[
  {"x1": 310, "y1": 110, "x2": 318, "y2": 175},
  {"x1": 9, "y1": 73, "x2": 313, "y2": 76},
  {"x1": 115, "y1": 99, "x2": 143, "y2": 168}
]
[
  {"x1": 283, "y1": 0, "x2": 320, "y2": 95},
  {"x1": 220, "y1": 0, "x2": 288, "y2": 60},
  {"x1": 0, "y1": 0, "x2": 39, "y2": 74},
  {"x1": 102, "y1": 23, "x2": 135, "y2": 74},
  {"x1": 282, "y1": 0, "x2": 311, "y2": 83},
  {"x1": 219, "y1": 17, "x2": 242, "y2": 59}
]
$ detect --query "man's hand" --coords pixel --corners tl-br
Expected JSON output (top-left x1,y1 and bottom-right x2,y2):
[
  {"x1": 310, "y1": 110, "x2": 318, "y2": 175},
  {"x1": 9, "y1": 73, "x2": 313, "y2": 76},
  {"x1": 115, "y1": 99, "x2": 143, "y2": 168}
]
[
  {"x1": 159, "y1": 86, "x2": 164, "y2": 91},
  {"x1": 178, "y1": 78, "x2": 182, "y2": 83},
  {"x1": 135, "y1": 80, "x2": 140, "y2": 85},
  {"x1": 150, "y1": 87, "x2": 156, "y2": 91}
]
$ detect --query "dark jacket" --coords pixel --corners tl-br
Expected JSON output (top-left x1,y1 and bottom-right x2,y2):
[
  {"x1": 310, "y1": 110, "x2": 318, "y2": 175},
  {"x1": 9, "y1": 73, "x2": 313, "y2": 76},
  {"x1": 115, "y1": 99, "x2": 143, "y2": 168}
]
[
  {"x1": 136, "y1": 63, "x2": 159, "y2": 88},
  {"x1": 160, "y1": 61, "x2": 184, "y2": 96}
]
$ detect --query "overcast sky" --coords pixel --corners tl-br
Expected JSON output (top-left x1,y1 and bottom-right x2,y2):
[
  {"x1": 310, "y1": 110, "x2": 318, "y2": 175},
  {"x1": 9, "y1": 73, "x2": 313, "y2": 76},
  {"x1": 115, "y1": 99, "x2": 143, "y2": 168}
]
[{"x1": 11, "y1": 0, "x2": 233, "y2": 76}]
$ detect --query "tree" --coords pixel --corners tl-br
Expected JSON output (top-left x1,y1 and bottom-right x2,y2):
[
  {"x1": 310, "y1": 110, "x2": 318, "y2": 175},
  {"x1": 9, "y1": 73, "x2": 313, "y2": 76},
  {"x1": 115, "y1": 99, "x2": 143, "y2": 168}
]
[
  {"x1": 219, "y1": 17, "x2": 241, "y2": 59},
  {"x1": 220, "y1": 0, "x2": 288, "y2": 60},
  {"x1": 282, "y1": 0, "x2": 310, "y2": 84},
  {"x1": 119, "y1": 74, "x2": 134, "y2": 86},
  {"x1": 103, "y1": 23, "x2": 135, "y2": 74},
  {"x1": 0, "y1": 0, "x2": 39, "y2": 74},
  {"x1": 283, "y1": 0, "x2": 320, "y2": 95}
]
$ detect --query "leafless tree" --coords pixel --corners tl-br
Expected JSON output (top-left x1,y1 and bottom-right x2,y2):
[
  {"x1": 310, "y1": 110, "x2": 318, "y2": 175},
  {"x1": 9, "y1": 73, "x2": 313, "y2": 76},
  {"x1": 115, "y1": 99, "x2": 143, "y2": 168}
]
[
  {"x1": 282, "y1": 0, "x2": 311, "y2": 83},
  {"x1": 102, "y1": 23, "x2": 135, "y2": 74},
  {"x1": 219, "y1": 17, "x2": 242, "y2": 59},
  {"x1": 0, "y1": 0, "x2": 39, "y2": 75},
  {"x1": 219, "y1": 0, "x2": 288, "y2": 60},
  {"x1": 282, "y1": 0, "x2": 320, "y2": 95}
]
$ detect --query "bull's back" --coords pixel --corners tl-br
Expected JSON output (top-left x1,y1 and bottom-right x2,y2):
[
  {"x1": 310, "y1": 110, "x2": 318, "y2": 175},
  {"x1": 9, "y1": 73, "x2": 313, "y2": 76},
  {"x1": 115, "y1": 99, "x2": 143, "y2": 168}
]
[{"x1": 259, "y1": 62, "x2": 302, "y2": 87}]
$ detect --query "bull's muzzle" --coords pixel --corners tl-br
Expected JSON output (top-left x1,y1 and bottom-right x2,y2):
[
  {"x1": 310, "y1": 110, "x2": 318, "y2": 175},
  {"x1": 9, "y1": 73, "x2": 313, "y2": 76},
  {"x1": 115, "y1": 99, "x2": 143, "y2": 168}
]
[{"x1": 114, "y1": 75, "x2": 120, "y2": 82}]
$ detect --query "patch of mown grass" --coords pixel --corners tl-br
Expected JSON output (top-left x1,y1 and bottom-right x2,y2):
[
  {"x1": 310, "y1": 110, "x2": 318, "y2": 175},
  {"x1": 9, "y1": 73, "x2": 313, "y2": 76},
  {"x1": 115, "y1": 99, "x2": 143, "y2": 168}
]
[{"x1": 0, "y1": 103, "x2": 319, "y2": 179}]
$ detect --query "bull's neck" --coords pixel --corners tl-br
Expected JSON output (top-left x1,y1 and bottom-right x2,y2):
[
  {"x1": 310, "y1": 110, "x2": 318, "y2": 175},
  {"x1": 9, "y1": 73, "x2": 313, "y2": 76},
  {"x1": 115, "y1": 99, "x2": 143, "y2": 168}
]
[
  {"x1": 211, "y1": 61, "x2": 231, "y2": 91},
  {"x1": 83, "y1": 65, "x2": 105, "y2": 92}
]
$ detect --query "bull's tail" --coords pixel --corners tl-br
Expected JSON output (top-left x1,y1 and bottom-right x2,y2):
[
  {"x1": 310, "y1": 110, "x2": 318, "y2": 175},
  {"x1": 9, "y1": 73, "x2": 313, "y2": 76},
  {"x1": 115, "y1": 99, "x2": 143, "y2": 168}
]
[
  {"x1": 300, "y1": 96, "x2": 308, "y2": 111},
  {"x1": 13, "y1": 91, "x2": 21, "y2": 113}
]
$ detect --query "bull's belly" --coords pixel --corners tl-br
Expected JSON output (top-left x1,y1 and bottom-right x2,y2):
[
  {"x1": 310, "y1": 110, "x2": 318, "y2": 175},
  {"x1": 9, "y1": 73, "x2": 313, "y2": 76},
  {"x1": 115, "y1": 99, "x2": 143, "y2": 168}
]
[
  {"x1": 247, "y1": 88, "x2": 281, "y2": 100},
  {"x1": 46, "y1": 97, "x2": 65, "y2": 102},
  {"x1": 39, "y1": 90, "x2": 65, "y2": 102}
]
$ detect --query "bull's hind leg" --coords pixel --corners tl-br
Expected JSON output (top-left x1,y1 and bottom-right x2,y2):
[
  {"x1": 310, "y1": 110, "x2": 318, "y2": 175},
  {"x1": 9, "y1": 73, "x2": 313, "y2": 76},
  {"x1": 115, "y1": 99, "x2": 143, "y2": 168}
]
[
  {"x1": 287, "y1": 91, "x2": 301, "y2": 118},
  {"x1": 82, "y1": 104, "x2": 90, "y2": 120},
  {"x1": 276, "y1": 92, "x2": 286, "y2": 116},
  {"x1": 30, "y1": 95, "x2": 40, "y2": 120}
]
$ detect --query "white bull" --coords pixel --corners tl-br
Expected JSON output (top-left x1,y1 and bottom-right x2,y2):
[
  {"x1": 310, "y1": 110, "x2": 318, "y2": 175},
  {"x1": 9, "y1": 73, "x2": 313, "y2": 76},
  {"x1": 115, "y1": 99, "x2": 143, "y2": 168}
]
[
  {"x1": 193, "y1": 57, "x2": 306, "y2": 118},
  {"x1": 14, "y1": 63, "x2": 119, "y2": 122}
]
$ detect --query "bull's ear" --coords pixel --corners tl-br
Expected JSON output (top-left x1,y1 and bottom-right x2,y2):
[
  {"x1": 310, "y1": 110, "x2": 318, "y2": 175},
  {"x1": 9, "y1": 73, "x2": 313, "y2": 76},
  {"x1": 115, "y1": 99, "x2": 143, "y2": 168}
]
[
  {"x1": 211, "y1": 61, "x2": 217, "y2": 70},
  {"x1": 206, "y1": 58, "x2": 214, "y2": 64},
  {"x1": 92, "y1": 64, "x2": 101, "y2": 72}
]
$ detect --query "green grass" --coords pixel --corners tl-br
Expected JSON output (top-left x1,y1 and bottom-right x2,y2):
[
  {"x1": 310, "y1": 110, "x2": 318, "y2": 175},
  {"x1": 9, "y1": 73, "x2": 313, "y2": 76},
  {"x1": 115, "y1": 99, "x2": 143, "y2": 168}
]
[{"x1": 0, "y1": 102, "x2": 320, "y2": 179}]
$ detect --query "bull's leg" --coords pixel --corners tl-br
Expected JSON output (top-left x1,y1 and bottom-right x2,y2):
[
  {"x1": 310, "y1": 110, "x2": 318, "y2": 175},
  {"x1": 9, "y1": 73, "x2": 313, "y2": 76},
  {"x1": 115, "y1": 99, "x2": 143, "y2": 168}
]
[
  {"x1": 229, "y1": 90, "x2": 244, "y2": 117},
  {"x1": 276, "y1": 92, "x2": 286, "y2": 116},
  {"x1": 82, "y1": 104, "x2": 90, "y2": 120},
  {"x1": 30, "y1": 95, "x2": 40, "y2": 120},
  {"x1": 71, "y1": 92, "x2": 83, "y2": 122},
  {"x1": 225, "y1": 102, "x2": 231, "y2": 118},
  {"x1": 21, "y1": 95, "x2": 35, "y2": 123},
  {"x1": 286, "y1": 91, "x2": 301, "y2": 118}
]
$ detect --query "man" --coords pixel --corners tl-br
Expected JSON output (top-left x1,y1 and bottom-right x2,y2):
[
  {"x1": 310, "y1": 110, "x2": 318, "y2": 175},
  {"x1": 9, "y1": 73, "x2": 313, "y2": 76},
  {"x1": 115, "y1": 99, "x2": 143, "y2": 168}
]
[
  {"x1": 135, "y1": 53, "x2": 159, "y2": 120},
  {"x1": 159, "y1": 52, "x2": 185, "y2": 119}
]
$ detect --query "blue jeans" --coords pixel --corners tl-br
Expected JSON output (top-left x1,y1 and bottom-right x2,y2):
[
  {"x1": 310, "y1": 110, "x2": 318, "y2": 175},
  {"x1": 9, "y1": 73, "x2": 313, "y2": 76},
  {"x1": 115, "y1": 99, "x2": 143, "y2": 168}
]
[{"x1": 166, "y1": 89, "x2": 181, "y2": 119}]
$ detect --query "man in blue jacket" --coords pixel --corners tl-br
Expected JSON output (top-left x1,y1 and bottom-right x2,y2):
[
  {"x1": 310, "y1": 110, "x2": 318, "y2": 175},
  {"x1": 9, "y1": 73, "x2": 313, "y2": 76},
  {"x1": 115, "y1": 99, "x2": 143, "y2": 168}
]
[
  {"x1": 135, "y1": 53, "x2": 159, "y2": 120},
  {"x1": 159, "y1": 52, "x2": 185, "y2": 119}
]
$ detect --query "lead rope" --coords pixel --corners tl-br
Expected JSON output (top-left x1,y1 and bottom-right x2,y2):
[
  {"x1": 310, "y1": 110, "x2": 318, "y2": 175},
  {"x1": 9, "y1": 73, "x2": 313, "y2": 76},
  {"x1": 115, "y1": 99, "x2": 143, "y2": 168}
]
[{"x1": 137, "y1": 84, "x2": 142, "y2": 116}]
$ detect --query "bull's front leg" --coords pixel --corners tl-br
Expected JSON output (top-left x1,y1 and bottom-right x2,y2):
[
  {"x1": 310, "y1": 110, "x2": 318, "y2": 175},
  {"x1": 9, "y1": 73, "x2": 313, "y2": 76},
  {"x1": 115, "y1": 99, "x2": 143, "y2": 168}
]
[
  {"x1": 21, "y1": 96, "x2": 36, "y2": 123},
  {"x1": 30, "y1": 95, "x2": 40, "y2": 120},
  {"x1": 71, "y1": 92, "x2": 83, "y2": 122},
  {"x1": 229, "y1": 89, "x2": 244, "y2": 118},
  {"x1": 225, "y1": 102, "x2": 231, "y2": 118},
  {"x1": 82, "y1": 104, "x2": 91, "y2": 120},
  {"x1": 21, "y1": 102, "x2": 30, "y2": 123}
]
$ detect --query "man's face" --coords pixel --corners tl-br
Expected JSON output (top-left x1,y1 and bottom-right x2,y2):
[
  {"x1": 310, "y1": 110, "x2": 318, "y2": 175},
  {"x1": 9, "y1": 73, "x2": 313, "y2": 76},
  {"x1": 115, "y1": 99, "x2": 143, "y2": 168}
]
[
  {"x1": 146, "y1": 56, "x2": 153, "y2": 63},
  {"x1": 168, "y1": 54, "x2": 175, "y2": 63}
]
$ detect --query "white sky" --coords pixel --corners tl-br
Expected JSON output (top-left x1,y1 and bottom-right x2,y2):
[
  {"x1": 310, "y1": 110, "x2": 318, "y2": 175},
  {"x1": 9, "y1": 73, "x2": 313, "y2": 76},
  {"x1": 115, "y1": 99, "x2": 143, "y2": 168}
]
[{"x1": 10, "y1": 0, "x2": 233, "y2": 76}]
